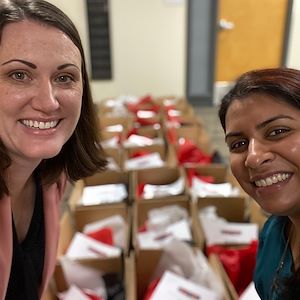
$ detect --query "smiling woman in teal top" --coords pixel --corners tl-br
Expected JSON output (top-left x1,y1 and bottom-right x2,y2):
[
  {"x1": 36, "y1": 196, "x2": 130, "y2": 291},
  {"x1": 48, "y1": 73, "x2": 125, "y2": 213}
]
[{"x1": 218, "y1": 67, "x2": 300, "y2": 299}]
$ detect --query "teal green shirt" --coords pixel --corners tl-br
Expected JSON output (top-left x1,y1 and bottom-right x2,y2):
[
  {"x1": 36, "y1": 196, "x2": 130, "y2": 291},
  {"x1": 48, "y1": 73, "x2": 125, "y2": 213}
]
[{"x1": 254, "y1": 215, "x2": 293, "y2": 299}]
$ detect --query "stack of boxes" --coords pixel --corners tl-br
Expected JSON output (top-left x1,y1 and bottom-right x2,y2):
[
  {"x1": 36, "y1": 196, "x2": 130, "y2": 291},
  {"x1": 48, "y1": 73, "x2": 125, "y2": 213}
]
[{"x1": 43, "y1": 95, "x2": 267, "y2": 300}]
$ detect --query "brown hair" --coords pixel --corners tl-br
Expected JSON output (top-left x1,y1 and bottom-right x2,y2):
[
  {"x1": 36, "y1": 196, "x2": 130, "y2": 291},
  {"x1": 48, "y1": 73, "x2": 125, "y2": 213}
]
[
  {"x1": 218, "y1": 67, "x2": 300, "y2": 131},
  {"x1": 0, "y1": 0, "x2": 107, "y2": 196}
]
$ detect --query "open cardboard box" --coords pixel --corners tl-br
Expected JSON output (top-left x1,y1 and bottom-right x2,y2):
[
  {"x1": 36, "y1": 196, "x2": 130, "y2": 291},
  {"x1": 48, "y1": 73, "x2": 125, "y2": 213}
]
[
  {"x1": 68, "y1": 169, "x2": 132, "y2": 209},
  {"x1": 132, "y1": 196, "x2": 197, "y2": 251},
  {"x1": 102, "y1": 147, "x2": 124, "y2": 170},
  {"x1": 191, "y1": 196, "x2": 246, "y2": 250},
  {"x1": 45, "y1": 209, "x2": 135, "y2": 300},
  {"x1": 135, "y1": 247, "x2": 231, "y2": 300},
  {"x1": 184, "y1": 164, "x2": 228, "y2": 184},
  {"x1": 131, "y1": 166, "x2": 189, "y2": 202},
  {"x1": 66, "y1": 170, "x2": 132, "y2": 255}
]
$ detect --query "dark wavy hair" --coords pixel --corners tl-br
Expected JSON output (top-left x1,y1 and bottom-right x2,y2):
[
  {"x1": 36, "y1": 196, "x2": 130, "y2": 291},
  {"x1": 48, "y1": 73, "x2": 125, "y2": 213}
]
[
  {"x1": 218, "y1": 67, "x2": 300, "y2": 298},
  {"x1": 0, "y1": 0, "x2": 107, "y2": 196}
]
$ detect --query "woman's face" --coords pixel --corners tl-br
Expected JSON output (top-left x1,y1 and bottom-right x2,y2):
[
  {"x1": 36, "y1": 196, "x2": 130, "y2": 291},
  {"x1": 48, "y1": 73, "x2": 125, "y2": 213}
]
[
  {"x1": 0, "y1": 20, "x2": 83, "y2": 165},
  {"x1": 225, "y1": 94, "x2": 300, "y2": 216}
]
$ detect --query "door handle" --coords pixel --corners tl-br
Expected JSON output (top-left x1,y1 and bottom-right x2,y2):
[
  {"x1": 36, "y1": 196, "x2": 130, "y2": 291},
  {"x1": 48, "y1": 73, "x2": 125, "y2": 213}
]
[{"x1": 218, "y1": 19, "x2": 235, "y2": 30}]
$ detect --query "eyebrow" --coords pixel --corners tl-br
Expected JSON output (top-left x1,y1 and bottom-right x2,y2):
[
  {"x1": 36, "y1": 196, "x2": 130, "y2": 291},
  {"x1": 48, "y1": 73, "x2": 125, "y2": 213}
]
[
  {"x1": 57, "y1": 63, "x2": 80, "y2": 71},
  {"x1": 2, "y1": 59, "x2": 36, "y2": 69},
  {"x1": 225, "y1": 114, "x2": 294, "y2": 141},
  {"x1": 1, "y1": 60, "x2": 80, "y2": 71}
]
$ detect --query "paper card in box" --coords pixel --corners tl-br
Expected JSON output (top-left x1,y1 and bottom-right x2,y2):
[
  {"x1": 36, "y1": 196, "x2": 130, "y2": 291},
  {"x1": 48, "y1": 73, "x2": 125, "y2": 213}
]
[
  {"x1": 133, "y1": 166, "x2": 189, "y2": 202},
  {"x1": 150, "y1": 271, "x2": 219, "y2": 300}
]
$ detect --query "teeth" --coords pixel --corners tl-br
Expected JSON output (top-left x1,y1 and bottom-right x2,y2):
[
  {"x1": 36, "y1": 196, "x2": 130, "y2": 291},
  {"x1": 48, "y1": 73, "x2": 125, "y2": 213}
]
[
  {"x1": 21, "y1": 119, "x2": 59, "y2": 130},
  {"x1": 255, "y1": 173, "x2": 290, "y2": 187}
]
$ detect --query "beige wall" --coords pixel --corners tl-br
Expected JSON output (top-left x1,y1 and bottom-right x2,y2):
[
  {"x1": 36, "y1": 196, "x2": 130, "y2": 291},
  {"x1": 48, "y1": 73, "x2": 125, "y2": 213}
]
[
  {"x1": 48, "y1": 0, "x2": 187, "y2": 102},
  {"x1": 46, "y1": 0, "x2": 300, "y2": 102}
]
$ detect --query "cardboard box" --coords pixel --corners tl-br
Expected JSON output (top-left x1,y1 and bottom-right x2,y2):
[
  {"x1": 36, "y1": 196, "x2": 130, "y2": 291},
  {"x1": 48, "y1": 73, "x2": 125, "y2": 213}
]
[
  {"x1": 135, "y1": 248, "x2": 230, "y2": 300},
  {"x1": 184, "y1": 164, "x2": 228, "y2": 183},
  {"x1": 66, "y1": 171, "x2": 132, "y2": 255},
  {"x1": 102, "y1": 147, "x2": 123, "y2": 170},
  {"x1": 132, "y1": 197, "x2": 195, "y2": 250},
  {"x1": 50, "y1": 209, "x2": 133, "y2": 299},
  {"x1": 131, "y1": 166, "x2": 189, "y2": 202},
  {"x1": 68, "y1": 170, "x2": 132, "y2": 209},
  {"x1": 192, "y1": 196, "x2": 246, "y2": 249}
]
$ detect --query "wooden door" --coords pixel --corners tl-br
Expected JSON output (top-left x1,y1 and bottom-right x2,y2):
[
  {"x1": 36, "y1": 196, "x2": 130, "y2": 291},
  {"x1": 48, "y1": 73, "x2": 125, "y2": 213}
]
[{"x1": 215, "y1": 0, "x2": 289, "y2": 82}]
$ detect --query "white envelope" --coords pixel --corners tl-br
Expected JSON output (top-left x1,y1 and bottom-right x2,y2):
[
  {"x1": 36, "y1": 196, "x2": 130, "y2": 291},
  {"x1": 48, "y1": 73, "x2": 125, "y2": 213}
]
[
  {"x1": 80, "y1": 183, "x2": 127, "y2": 205},
  {"x1": 191, "y1": 177, "x2": 240, "y2": 197},
  {"x1": 142, "y1": 177, "x2": 185, "y2": 199},
  {"x1": 199, "y1": 215, "x2": 259, "y2": 246},
  {"x1": 150, "y1": 271, "x2": 219, "y2": 300},
  {"x1": 124, "y1": 152, "x2": 165, "y2": 170},
  {"x1": 138, "y1": 219, "x2": 192, "y2": 249},
  {"x1": 66, "y1": 232, "x2": 121, "y2": 259}
]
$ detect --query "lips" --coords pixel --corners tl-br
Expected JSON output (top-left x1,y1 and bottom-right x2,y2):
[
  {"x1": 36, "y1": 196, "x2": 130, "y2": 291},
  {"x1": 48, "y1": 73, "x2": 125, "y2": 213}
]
[
  {"x1": 253, "y1": 173, "x2": 291, "y2": 187},
  {"x1": 20, "y1": 119, "x2": 59, "y2": 129}
]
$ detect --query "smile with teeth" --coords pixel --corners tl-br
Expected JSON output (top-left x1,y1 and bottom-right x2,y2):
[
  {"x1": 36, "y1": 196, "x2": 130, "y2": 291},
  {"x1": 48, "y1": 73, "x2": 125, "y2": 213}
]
[
  {"x1": 21, "y1": 119, "x2": 59, "y2": 129},
  {"x1": 254, "y1": 173, "x2": 291, "y2": 187}
]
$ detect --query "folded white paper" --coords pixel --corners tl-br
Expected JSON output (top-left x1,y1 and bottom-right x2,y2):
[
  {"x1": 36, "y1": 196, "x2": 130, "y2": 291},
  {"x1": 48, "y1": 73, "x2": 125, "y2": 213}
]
[
  {"x1": 138, "y1": 219, "x2": 192, "y2": 249},
  {"x1": 240, "y1": 282, "x2": 260, "y2": 300},
  {"x1": 150, "y1": 271, "x2": 219, "y2": 300},
  {"x1": 123, "y1": 134, "x2": 164, "y2": 148},
  {"x1": 199, "y1": 213, "x2": 259, "y2": 246},
  {"x1": 66, "y1": 232, "x2": 121, "y2": 259},
  {"x1": 142, "y1": 177, "x2": 185, "y2": 199},
  {"x1": 59, "y1": 258, "x2": 106, "y2": 296},
  {"x1": 80, "y1": 183, "x2": 127, "y2": 205},
  {"x1": 147, "y1": 205, "x2": 188, "y2": 231},
  {"x1": 124, "y1": 152, "x2": 164, "y2": 170},
  {"x1": 58, "y1": 285, "x2": 91, "y2": 300},
  {"x1": 101, "y1": 136, "x2": 120, "y2": 148},
  {"x1": 191, "y1": 177, "x2": 240, "y2": 197}
]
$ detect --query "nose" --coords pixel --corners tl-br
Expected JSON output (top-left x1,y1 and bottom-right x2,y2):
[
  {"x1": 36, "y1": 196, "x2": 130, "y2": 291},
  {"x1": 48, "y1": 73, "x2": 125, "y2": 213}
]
[
  {"x1": 31, "y1": 80, "x2": 59, "y2": 113},
  {"x1": 245, "y1": 139, "x2": 275, "y2": 169}
]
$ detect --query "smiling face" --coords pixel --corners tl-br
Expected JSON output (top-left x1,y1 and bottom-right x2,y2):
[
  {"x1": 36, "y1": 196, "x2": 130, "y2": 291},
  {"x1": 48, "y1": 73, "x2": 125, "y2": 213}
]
[
  {"x1": 0, "y1": 20, "x2": 83, "y2": 166},
  {"x1": 225, "y1": 93, "x2": 300, "y2": 217}
]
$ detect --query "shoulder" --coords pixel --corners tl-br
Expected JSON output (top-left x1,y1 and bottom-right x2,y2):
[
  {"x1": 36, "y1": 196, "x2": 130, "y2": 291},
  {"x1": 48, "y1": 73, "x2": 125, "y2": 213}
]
[{"x1": 259, "y1": 215, "x2": 288, "y2": 242}]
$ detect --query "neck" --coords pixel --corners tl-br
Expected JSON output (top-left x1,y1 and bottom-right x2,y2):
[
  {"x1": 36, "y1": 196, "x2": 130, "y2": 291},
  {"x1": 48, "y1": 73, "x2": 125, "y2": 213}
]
[{"x1": 5, "y1": 158, "x2": 40, "y2": 198}]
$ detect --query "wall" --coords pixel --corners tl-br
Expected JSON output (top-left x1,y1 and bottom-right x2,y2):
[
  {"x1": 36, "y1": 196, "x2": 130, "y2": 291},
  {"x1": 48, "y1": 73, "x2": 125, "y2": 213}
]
[
  {"x1": 48, "y1": 0, "x2": 187, "y2": 102},
  {"x1": 46, "y1": 0, "x2": 300, "y2": 102}
]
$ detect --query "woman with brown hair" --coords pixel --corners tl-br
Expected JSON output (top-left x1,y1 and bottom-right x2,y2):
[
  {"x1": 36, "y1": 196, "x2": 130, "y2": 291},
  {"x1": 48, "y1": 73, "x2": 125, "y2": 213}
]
[{"x1": 0, "y1": 0, "x2": 107, "y2": 299}]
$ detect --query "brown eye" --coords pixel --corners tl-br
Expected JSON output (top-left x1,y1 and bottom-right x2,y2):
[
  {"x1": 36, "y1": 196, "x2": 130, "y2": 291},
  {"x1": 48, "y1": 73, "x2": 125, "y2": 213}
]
[
  {"x1": 56, "y1": 75, "x2": 74, "y2": 83},
  {"x1": 10, "y1": 71, "x2": 28, "y2": 81},
  {"x1": 229, "y1": 139, "x2": 248, "y2": 152}
]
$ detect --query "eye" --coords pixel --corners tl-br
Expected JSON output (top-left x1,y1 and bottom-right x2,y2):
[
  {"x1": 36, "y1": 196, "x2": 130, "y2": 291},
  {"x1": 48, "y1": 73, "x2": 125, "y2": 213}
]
[
  {"x1": 9, "y1": 71, "x2": 29, "y2": 81},
  {"x1": 268, "y1": 128, "x2": 289, "y2": 137},
  {"x1": 56, "y1": 75, "x2": 74, "y2": 83},
  {"x1": 228, "y1": 139, "x2": 248, "y2": 153}
]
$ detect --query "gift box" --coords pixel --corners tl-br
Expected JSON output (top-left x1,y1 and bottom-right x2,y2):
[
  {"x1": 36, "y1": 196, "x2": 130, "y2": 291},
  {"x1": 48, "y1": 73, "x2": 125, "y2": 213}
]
[
  {"x1": 48, "y1": 210, "x2": 134, "y2": 299},
  {"x1": 132, "y1": 198, "x2": 195, "y2": 251},
  {"x1": 132, "y1": 166, "x2": 189, "y2": 202}
]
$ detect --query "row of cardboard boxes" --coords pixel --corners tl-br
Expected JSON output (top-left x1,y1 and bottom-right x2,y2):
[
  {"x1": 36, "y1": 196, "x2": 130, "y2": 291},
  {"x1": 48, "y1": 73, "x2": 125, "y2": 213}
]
[
  {"x1": 42, "y1": 164, "x2": 269, "y2": 300},
  {"x1": 96, "y1": 96, "x2": 221, "y2": 170}
]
